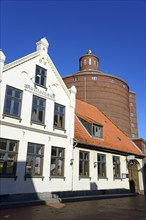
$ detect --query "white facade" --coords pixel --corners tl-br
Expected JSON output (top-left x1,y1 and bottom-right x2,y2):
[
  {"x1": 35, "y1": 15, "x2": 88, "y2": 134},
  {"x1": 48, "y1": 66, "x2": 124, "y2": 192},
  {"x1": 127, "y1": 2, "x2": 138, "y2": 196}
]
[
  {"x1": 0, "y1": 38, "x2": 76, "y2": 195},
  {"x1": 72, "y1": 146, "x2": 144, "y2": 192}
]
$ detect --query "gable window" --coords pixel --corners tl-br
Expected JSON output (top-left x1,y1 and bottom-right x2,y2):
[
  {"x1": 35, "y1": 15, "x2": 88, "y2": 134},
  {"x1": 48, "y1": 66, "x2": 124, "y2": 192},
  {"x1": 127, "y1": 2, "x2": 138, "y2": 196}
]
[
  {"x1": 25, "y1": 143, "x2": 44, "y2": 177},
  {"x1": 0, "y1": 138, "x2": 18, "y2": 176},
  {"x1": 4, "y1": 86, "x2": 22, "y2": 118},
  {"x1": 50, "y1": 147, "x2": 65, "y2": 177},
  {"x1": 92, "y1": 124, "x2": 103, "y2": 138},
  {"x1": 35, "y1": 65, "x2": 47, "y2": 87},
  {"x1": 113, "y1": 156, "x2": 120, "y2": 178},
  {"x1": 97, "y1": 154, "x2": 106, "y2": 178},
  {"x1": 54, "y1": 103, "x2": 65, "y2": 129},
  {"x1": 31, "y1": 95, "x2": 46, "y2": 124},
  {"x1": 79, "y1": 151, "x2": 89, "y2": 177}
]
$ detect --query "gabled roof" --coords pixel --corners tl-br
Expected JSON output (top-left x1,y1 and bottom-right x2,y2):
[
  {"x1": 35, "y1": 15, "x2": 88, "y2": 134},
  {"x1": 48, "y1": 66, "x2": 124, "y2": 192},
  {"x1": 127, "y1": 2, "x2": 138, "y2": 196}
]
[
  {"x1": 75, "y1": 99, "x2": 144, "y2": 157},
  {"x1": 2, "y1": 38, "x2": 70, "y2": 98}
]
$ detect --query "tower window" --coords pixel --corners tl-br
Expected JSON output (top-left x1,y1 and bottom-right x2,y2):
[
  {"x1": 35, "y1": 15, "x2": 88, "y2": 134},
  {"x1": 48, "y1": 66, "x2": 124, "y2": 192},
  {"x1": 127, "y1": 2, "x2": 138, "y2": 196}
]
[
  {"x1": 92, "y1": 76, "x2": 98, "y2": 80},
  {"x1": 89, "y1": 58, "x2": 91, "y2": 65},
  {"x1": 83, "y1": 59, "x2": 86, "y2": 65}
]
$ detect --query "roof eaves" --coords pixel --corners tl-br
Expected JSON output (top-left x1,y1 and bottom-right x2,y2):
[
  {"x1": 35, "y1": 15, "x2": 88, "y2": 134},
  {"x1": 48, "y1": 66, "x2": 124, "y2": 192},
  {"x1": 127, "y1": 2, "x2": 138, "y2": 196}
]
[
  {"x1": 3, "y1": 51, "x2": 40, "y2": 72},
  {"x1": 76, "y1": 140, "x2": 145, "y2": 158}
]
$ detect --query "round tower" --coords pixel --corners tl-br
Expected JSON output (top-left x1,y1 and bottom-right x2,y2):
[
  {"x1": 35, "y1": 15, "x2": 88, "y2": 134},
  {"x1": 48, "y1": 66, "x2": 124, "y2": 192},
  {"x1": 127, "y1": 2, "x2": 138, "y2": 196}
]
[{"x1": 63, "y1": 51, "x2": 138, "y2": 138}]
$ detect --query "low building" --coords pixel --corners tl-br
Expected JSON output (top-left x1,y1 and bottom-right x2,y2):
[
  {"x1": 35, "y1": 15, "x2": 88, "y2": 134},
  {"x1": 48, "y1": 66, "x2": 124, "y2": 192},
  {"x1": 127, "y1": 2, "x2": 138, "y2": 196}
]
[
  {"x1": 73, "y1": 99, "x2": 144, "y2": 194},
  {"x1": 0, "y1": 38, "x2": 76, "y2": 200}
]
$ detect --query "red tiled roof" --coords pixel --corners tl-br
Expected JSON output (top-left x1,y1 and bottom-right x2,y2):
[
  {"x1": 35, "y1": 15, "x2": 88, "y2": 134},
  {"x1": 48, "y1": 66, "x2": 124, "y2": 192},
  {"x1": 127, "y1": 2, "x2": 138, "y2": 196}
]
[{"x1": 75, "y1": 99, "x2": 144, "y2": 157}]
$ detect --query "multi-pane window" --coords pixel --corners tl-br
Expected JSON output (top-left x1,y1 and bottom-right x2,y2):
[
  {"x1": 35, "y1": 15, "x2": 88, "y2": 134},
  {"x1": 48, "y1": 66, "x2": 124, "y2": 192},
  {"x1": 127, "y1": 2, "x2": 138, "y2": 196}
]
[
  {"x1": 98, "y1": 154, "x2": 106, "y2": 177},
  {"x1": 113, "y1": 156, "x2": 120, "y2": 178},
  {"x1": 35, "y1": 65, "x2": 47, "y2": 87},
  {"x1": 50, "y1": 147, "x2": 65, "y2": 177},
  {"x1": 92, "y1": 124, "x2": 103, "y2": 138},
  {"x1": 25, "y1": 143, "x2": 44, "y2": 176},
  {"x1": 0, "y1": 138, "x2": 18, "y2": 176},
  {"x1": 54, "y1": 103, "x2": 65, "y2": 129},
  {"x1": 79, "y1": 151, "x2": 89, "y2": 177},
  {"x1": 31, "y1": 95, "x2": 45, "y2": 124},
  {"x1": 4, "y1": 86, "x2": 22, "y2": 118}
]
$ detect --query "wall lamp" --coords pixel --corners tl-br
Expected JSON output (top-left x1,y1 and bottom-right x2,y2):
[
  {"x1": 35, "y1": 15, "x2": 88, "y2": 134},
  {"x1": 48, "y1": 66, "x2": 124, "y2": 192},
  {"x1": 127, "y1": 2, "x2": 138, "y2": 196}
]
[
  {"x1": 94, "y1": 162, "x2": 98, "y2": 168},
  {"x1": 70, "y1": 159, "x2": 74, "y2": 165}
]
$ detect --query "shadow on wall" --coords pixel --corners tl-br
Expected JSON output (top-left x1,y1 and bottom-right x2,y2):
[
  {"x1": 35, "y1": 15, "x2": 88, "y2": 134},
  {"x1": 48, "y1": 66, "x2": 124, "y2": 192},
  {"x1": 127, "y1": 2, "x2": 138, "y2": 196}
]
[{"x1": 0, "y1": 161, "x2": 47, "y2": 205}]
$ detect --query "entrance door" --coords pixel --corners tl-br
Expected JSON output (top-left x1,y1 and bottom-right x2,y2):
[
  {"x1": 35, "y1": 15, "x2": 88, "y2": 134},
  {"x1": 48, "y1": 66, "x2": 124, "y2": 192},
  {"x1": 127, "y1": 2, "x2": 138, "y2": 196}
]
[{"x1": 128, "y1": 160, "x2": 139, "y2": 193}]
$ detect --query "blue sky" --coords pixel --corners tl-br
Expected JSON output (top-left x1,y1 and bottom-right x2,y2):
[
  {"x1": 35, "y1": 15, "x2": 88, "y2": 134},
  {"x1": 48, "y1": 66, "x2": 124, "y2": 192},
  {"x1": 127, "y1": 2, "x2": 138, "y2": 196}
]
[{"x1": 1, "y1": 0, "x2": 146, "y2": 139}]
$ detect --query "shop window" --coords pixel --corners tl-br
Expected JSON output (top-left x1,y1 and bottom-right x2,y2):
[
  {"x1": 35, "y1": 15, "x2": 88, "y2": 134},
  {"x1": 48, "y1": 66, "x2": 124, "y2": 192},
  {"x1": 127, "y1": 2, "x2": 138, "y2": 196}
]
[
  {"x1": 92, "y1": 124, "x2": 103, "y2": 138},
  {"x1": 79, "y1": 151, "x2": 89, "y2": 177},
  {"x1": 31, "y1": 95, "x2": 46, "y2": 124},
  {"x1": 25, "y1": 143, "x2": 44, "y2": 177},
  {"x1": 97, "y1": 154, "x2": 106, "y2": 178},
  {"x1": 0, "y1": 138, "x2": 18, "y2": 176},
  {"x1": 113, "y1": 156, "x2": 120, "y2": 178},
  {"x1": 3, "y1": 86, "x2": 22, "y2": 118},
  {"x1": 35, "y1": 65, "x2": 47, "y2": 87},
  {"x1": 54, "y1": 103, "x2": 65, "y2": 130},
  {"x1": 50, "y1": 147, "x2": 65, "y2": 177}
]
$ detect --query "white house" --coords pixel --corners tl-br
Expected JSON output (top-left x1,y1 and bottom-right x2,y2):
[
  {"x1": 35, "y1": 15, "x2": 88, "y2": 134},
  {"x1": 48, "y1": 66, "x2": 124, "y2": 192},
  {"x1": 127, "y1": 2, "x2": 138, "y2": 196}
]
[
  {"x1": 0, "y1": 38, "x2": 76, "y2": 200},
  {"x1": 72, "y1": 99, "x2": 144, "y2": 194}
]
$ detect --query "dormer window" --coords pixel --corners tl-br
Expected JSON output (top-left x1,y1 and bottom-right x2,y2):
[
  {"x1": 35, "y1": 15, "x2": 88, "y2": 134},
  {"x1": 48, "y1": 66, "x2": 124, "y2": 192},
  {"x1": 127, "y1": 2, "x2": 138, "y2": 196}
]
[
  {"x1": 78, "y1": 117, "x2": 103, "y2": 139},
  {"x1": 35, "y1": 65, "x2": 47, "y2": 87},
  {"x1": 92, "y1": 124, "x2": 103, "y2": 138}
]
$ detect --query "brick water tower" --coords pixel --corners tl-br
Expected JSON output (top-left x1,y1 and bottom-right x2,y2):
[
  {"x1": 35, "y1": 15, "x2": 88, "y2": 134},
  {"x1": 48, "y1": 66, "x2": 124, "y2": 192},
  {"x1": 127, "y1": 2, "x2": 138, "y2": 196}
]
[{"x1": 63, "y1": 50, "x2": 138, "y2": 138}]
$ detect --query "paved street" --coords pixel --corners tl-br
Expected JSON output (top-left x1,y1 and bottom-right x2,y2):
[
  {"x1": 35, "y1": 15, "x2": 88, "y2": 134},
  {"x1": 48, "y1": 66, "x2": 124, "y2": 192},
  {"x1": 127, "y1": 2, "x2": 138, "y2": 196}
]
[{"x1": 0, "y1": 195, "x2": 146, "y2": 220}]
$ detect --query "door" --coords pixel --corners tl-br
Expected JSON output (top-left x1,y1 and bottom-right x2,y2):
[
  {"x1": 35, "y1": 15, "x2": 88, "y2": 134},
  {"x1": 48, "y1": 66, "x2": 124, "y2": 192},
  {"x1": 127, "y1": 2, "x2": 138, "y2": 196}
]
[{"x1": 128, "y1": 160, "x2": 139, "y2": 193}]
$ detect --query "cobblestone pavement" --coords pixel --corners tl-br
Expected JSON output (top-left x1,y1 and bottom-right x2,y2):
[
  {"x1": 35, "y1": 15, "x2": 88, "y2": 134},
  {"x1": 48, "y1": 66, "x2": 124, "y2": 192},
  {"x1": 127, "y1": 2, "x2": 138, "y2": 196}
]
[{"x1": 0, "y1": 195, "x2": 146, "y2": 220}]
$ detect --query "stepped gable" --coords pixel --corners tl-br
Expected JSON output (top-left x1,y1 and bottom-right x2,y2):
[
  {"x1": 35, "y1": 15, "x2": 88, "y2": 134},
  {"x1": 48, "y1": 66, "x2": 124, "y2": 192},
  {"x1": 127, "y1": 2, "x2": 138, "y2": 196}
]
[{"x1": 75, "y1": 99, "x2": 144, "y2": 157}]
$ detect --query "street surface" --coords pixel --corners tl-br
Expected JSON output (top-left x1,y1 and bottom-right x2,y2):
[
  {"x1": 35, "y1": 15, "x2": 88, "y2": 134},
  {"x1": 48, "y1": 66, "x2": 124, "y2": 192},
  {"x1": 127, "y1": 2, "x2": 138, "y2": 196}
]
[{"x1": 0, "y1": 195, "x2": 146, "y2": 220}]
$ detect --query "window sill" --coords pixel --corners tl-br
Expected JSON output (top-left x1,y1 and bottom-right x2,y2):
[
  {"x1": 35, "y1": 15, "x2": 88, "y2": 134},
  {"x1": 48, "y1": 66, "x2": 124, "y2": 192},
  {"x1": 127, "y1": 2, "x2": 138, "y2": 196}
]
[
  {"x1": 79, "y1": 176, "x2": 91, "y2": 180},
  {"x1": 113, "y1": 177, "x2": 122, "y2": 181},
  {"x1": 34, "y1": 83, "x2": 47, "y2": 90},
  {"x1": 30, "y1": 121, "x2": 46, "y2": 128},
  {"x1": 3, "y1": 114, "x2": 22, "y2": 122},
  {"x1": 0, "y1": 175, "x2": 17, "y2": 181},
  {"x1": 98, "y1": 177, "x2": 108, "y2": 180},
  {"x1": 49, "y1": 176, "x2": 66, "y2": 181},
  {"x1": 53, "y1": 127, "x2": 66, "y2": 133},
  {"x1": 24, "y1": 175, "x2": 44, "y2": 181}
]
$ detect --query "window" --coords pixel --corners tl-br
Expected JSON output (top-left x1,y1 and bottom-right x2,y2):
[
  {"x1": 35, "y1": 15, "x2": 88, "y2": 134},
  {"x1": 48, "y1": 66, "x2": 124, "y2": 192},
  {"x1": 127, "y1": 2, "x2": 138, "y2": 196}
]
[
  {"x1": 73, "y1": 77, "x2": 78, "y2": 82},
  {"x1": 93, "y1": 60, "x2": 96, "y2": 66},
  {"x1": 97, "y1": 154, "x2": 106, "y2": 178},
  {"x1": 79, "y1": 151, "x2": 89, "y2": 177},
  {"x1": 130, "y1": 113, "x2": 134, "y2": 117},
  {"x1": 4, "y1": 86, "x2": 22, "y2": 118},
  {"x1": 92, "y1": 76, "x2": 98, "y2": 80},
  {"x1": 35, "y1": 65, "x2": 47, "y2": 87},
  {"x1": 54, "y1": 103, "x2": 65, "y2": 129},
  {"x1": 89, "y1": 58, "x2": 91, "y2": 65},
  {"x1": 25, "y1": 143, "x2": 44, "y2": 177},
  {"x1": 0, "y1": 138, "x2": 18, "y2": 176},
  {"x1": 110, "y1": 79, "x2": 115, "y2": 83},
  {"x1": 92, "y1": 124, "x2": 103, "y2": 138},
  {"x1": 50, "y1": 147, "x2": 65, "y2": 177},
  {"x1": 113, "y1": 156, "x2": 120, "y2": 178},
  {"x1": 83, "y1": 59, "x2": 87, "y2": 65},
  {"x1": 31, "y1": 95, "x2": 46, "y2": 124}
]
